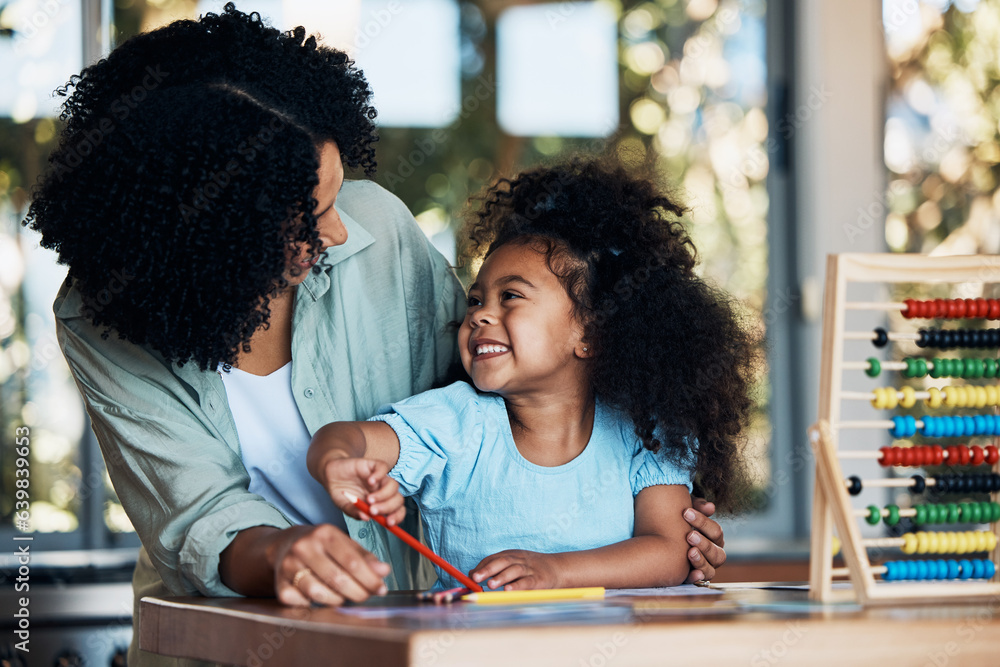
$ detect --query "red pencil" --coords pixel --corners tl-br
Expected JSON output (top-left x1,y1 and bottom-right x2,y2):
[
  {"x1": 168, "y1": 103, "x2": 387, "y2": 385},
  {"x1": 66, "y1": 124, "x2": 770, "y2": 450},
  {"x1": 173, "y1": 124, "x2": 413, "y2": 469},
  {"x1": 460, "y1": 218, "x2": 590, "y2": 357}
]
[{"x1": 343, "y1": 491, "x2": 480, "y2": 591}]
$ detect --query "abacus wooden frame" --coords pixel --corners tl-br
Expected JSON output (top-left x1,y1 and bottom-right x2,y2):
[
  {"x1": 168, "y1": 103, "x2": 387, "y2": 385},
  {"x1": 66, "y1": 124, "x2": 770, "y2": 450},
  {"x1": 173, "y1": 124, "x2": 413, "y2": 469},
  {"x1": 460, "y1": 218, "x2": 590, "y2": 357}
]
[{"x1": 809, "y1": 253, "x2": 1000, "y2": 605}]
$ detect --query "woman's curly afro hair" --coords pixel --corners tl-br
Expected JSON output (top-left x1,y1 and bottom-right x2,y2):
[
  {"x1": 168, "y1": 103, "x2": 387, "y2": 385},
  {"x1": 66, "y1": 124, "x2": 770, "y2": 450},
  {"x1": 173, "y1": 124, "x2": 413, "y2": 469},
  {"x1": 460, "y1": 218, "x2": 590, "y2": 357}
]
[
  {"x1": 24, "y1": 3, "x2": 377, "y2": 370},
  {"x1": 464, "y1": 157, "x2": 762, "y2": 512}
]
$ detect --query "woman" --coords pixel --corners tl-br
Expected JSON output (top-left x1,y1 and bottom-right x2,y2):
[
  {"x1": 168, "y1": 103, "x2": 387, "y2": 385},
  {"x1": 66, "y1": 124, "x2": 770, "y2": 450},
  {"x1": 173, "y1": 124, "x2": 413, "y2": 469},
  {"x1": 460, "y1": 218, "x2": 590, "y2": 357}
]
[{"x1": 26, "y1": 5, "x2": 727, "y2": 665}]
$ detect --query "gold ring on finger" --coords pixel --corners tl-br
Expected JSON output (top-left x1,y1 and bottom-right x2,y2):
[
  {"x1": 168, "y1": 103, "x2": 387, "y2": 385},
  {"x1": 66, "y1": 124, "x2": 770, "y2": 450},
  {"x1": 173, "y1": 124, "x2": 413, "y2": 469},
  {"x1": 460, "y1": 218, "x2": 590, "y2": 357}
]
[{"x1": 292, "y1": 568, "x2": 311, "y2": 588}]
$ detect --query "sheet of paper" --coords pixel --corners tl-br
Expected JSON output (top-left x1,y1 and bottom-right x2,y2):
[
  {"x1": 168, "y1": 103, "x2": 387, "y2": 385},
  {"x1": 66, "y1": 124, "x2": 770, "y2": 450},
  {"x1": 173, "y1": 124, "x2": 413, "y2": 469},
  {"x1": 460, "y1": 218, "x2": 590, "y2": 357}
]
[{"x1": 605, "y1": 584, "x2": 723, "y2": 596}]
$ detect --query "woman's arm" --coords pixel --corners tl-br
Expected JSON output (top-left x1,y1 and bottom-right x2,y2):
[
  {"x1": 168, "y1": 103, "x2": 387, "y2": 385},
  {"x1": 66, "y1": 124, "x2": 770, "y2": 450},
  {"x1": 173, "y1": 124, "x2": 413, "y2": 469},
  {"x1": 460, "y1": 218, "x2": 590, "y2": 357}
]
[{"x1": 471, "y1": 485, "x2": 693, "y2": 590}]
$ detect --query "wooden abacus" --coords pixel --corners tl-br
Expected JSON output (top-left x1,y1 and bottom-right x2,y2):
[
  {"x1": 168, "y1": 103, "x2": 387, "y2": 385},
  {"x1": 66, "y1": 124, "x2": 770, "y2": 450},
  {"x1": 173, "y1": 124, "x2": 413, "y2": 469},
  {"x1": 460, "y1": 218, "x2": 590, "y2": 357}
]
[{"x1": 809, "y1": 253, "x2": 1000, "y2": 605}]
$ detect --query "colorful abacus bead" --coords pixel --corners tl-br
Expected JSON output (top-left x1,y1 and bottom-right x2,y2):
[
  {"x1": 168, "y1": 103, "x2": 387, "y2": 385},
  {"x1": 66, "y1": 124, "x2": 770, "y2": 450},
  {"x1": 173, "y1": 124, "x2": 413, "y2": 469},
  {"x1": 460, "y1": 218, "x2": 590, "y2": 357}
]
[{"x1": 881, "y1": 559, "x2": 996, "y2": 582}]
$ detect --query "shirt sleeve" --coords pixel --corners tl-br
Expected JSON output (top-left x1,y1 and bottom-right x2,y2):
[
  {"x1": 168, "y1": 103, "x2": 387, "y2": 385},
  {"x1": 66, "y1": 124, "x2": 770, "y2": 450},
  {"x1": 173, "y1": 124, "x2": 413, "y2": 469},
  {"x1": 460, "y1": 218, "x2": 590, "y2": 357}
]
[
  {"x1": 369, "y1": 382, "x2": 485, "y2": 509},
  {"x1": 56, "y1": 300, "x2": 291, "y2": 597},
  {"x1": 629, "y1": 434, "x2": 697, "y2": 496}
]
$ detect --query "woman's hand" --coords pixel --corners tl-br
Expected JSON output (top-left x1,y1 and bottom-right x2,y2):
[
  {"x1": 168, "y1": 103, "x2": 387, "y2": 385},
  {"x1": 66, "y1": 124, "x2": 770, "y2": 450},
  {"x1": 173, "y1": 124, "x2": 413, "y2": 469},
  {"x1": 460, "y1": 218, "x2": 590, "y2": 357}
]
[
  {"x1": 682, "y1": 497, "x2": 726, "y2": 582},
  {"x1": 322, "y1": 457, "x2": 406, "y2": 526},
  {"x1": 220, "y1": 523, "x2": 391, "y2": 607},
  {"x1": 470, "y1": 550, "x2": 562, "y2": 591}
]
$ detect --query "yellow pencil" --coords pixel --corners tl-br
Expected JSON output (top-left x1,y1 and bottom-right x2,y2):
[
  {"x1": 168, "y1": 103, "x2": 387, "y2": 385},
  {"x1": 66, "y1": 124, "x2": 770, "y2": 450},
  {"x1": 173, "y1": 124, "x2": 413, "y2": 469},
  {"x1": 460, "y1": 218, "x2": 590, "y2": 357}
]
[{"x1": 462, "y1": 587, "x2": 605, "y2": 604}]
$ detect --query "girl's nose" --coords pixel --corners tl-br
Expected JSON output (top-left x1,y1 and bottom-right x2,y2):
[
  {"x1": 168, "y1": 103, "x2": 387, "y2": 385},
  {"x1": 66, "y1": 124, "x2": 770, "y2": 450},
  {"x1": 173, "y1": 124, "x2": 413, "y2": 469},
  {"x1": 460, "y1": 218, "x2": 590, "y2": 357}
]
[{"x1": 318, "y1": 208, "x2": 347, "y2": 249}]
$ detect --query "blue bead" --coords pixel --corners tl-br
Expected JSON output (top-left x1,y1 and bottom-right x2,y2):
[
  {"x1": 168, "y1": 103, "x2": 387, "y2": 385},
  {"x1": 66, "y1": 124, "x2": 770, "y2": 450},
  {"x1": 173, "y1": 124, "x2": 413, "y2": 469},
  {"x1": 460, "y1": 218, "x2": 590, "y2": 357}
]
[
  {"x1": 959, "y1": 559, "x2": 974, "y2": 580},
  {"x1": 905, "y1": 415, "x2": 916, "y2": 437},
  {"x1": 916, "y1": 560, "x2": 928, "y2": 580},
  {"x1": 964, "y1": 415, "x2": 976, "y2": 436},
  {"x1": 935, "y1": 559, "x2": 948, "y2": 580},
  {"x1": 883, "y1": 561, "x2": 895, "y2": 581},
  {"x1": 906, "y1": 561, "x2": 919, "y2": 580},
  {"x1": 947, "y1": 560, "x2": 960, "y2": 579},
  {"x1": 988, "y1": 414, "x2": 999, "y2": 435},
  {"x1": 921, "y1": 416, "x2": 935, "y2": 437},
  {"x1": 891, "y1": 416, "x2": 904, "y2": 438},
  {"x1": 973, "y1": 560, "x2": 985, "y2": 579},
  {"x1": 974, "y1": 415, "x2": 986, "y2": 435},
  {"x1": 985, "y1": 561, "x2": 997, "y2": 579}
]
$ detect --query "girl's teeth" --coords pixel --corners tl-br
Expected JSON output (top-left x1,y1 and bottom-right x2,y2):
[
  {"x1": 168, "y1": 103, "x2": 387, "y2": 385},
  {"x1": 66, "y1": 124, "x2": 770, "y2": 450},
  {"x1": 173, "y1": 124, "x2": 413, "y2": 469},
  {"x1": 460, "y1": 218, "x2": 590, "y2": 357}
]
[{"x1": 476, "y1": 345, "x2": 508, "y2": 355}]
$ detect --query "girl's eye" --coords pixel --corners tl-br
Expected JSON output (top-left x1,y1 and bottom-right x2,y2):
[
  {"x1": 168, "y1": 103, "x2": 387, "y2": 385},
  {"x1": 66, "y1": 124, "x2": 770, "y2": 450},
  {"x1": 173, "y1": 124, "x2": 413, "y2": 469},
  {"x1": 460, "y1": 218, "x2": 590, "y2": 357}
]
[
  {"x1": 467, "y1": 295, "x2": 482, "y2": 307},
  {"x1": 502, "y1": 291, "x2": 521, "y2": 301}
]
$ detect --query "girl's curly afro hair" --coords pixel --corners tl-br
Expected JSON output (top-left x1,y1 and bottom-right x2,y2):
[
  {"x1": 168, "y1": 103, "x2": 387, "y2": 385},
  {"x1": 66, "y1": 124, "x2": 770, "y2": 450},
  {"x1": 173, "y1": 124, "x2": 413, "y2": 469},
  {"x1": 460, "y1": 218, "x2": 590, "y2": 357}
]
[
  {"x1": 464, "y1": 158, "x2": 762, "y2": 512},
  {"x1": 24, "y1": 3, "x2": 377, "y2": 370}
]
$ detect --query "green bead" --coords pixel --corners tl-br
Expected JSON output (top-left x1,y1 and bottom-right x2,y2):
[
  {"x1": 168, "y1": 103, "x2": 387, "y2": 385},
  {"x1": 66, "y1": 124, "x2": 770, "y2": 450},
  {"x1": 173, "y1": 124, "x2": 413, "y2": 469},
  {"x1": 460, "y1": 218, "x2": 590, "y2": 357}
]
[
  {"x1": 916, "y1": 358, "x2": 928, "y2": 377},
  {"x1": 969, "y1": 503, "x2": 983, "y2": 523},
  {"x1": 991, "y1": 502, "x2": 1000, "y2": 523},
  {"x1": 973, "y1": 358, "x2": 985, "y2": 378},
  {"x1": 984, "y1": 359, "x2": 998, "y2": 379},
  {"x1": 886, "y1": 504, "x2": 901, "y2": 526},
  {"x1": 947, "y1": 503, "x2": 961, "y2": 523},
  {"x1": 930, "y1": 358, "x2": 944, "y2": 378},
  {"x1": 866, "y1": 357, "x2": 881, "y2": 378},
  {"x1": 904, "y1": 358, "x2": 916, "y2": 378},
  {"x1": 866, "y1": 504, "x2": 882, "y2": 525},
  {"x1": 964, "y1": 358, "x2": 977, "y2": 378},
  {"x1": 926, "y1": 504, "x2": 940, "y2": 524},
  {"x1": 960, "y1": 502, "x2": 973, "y2": 522},
  {"x1": 942, "y1": 358, "x2": 955, "y2": 378},
  {"x1": 914, "y1": 504, "x2": 928, "y2": 526}
]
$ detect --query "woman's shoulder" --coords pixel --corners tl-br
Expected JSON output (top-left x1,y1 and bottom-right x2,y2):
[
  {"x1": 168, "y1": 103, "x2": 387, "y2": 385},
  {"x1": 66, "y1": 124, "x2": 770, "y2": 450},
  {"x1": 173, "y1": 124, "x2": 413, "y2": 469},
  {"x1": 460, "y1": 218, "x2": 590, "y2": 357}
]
[{"x1": 337, "y1": 179, "x2": 419, "y2": 238}]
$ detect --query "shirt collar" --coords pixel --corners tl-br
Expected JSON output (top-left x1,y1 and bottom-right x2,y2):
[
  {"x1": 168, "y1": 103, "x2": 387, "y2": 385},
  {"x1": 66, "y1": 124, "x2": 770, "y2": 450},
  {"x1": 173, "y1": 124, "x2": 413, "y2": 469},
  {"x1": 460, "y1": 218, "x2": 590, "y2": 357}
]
[{"x1": 299, "y1": 203, "x2": 375, "y2": 301}]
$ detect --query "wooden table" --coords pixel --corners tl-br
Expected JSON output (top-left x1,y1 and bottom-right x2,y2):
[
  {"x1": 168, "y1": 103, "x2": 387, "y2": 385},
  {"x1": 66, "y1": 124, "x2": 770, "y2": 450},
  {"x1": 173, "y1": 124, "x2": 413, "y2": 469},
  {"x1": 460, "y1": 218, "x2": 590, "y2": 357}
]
[{"x1": 140, "y1": 585, "x2": 1000, "y2": 666}]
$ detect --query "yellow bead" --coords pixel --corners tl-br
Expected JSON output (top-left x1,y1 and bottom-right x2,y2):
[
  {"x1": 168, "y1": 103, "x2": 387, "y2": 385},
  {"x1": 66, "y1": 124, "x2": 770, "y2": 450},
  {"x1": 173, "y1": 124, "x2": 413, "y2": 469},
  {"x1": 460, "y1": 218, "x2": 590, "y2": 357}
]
[
  {"x1": 926, "y1": 387, "x2": 943, "y2": 409},
  {"x1": 885, "y1": 387, "x2": 899, "y2": 410},
  {"x1": 987, "y1": 533, "x2": 998, "y2": 551},
  {"x1": 917, "y1": 532, "x2": 929, "y2": 554},
  {"x1": 986, "y1": 385, "x2": 999, "y2": 406},
  {"x1": 956, "y1": 386, "x2": 969, "y2": 408},
  {"x1": 944, "y1": 386, "x2": 958, "y2": 408},
  {"x1": 871, "y1": 388, "x2": 884, "y2": 409},
  {"x1": 900, "y1": 386, "x2": 917, "y2": 409},
  {"x1": 975, "y1": 386, "x2": 987, "y2": 408},
  {"x1": 901, "y1": 533, "x2": 917, "y2": 554},
  {"x1": 831, "y1": 535, "x2": 841, "y2": 556},
  {"x1": 956, "y1": 532, "x2": 968, "y2": 554}
]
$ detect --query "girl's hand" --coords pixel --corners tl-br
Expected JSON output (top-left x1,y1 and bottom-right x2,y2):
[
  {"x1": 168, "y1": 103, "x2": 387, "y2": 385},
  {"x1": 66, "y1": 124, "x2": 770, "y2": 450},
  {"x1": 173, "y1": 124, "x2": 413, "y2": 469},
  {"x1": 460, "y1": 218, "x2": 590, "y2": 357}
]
[
  {"x1": 323, "y1": 457, "x2": 406, "y2": 527},
  {"x1": 682, "y1": 497, "x2": 726, "y2": 582},
  {"x1": 269, "y1": 524, "x2": 391, "y2": 606},
  {"x1": 470, "y1": 550, "x2": 562, "y2": 590}
]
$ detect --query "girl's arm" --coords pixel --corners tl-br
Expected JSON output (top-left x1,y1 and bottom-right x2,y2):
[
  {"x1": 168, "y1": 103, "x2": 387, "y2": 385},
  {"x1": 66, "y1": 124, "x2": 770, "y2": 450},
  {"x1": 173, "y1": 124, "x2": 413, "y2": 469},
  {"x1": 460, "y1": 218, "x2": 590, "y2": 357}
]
[
  {"x1": 307, "y1": 421, "x2": 405, "y2": 522},
  {"x1": 471, "y1": 485, "x2": 693, "y2": 590}
]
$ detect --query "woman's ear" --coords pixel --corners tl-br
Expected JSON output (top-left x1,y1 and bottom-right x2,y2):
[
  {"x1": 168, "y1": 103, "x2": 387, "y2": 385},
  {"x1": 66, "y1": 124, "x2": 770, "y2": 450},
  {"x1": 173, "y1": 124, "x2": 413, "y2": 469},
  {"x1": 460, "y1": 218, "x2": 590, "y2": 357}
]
[{"x1": 575, "y1": 341, "x2": 593, "y2": 359}]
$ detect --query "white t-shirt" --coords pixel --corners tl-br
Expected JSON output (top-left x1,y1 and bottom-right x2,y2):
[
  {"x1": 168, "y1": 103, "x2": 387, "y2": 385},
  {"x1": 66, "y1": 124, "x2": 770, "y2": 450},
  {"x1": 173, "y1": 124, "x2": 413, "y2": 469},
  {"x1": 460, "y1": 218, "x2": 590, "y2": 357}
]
[{"x1": 220, "y1": 362, "x2": 347, "y2": 531}]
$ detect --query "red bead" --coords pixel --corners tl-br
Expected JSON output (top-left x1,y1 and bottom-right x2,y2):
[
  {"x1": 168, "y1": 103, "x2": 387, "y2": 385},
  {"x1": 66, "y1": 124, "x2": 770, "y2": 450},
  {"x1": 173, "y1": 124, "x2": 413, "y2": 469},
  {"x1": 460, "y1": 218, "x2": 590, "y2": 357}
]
[
  {"x1": 903, "y1": 447, "x2": 915, "y2": 467},
  {"x1": 920, "y1": 300, "x2": 933, "y2": 318},
  {"x1": 947, "y1": 299, "x2": 959, "y2": 318},
  {"x1": 902, "y1": 299, "x2": 916, "y2": 318},
  {"x1": 975, "y1": 298, "x2": 988, "y2": 318},
  {"x1": 946, "y1": 445, "x2": 959, "y2": 465},
  {"x1": 989, "y1": 299, "x2": 1000, "y2": 320},
  {"x1": 959, "y1": 445, "x2": 971, "y2": 465},
  {"x1": 931, "y1": 444, "x2": 944, "y2": 466},
  {"x1": 971, "y1": 445, "x2": 985, "y2": 466},
  {"x1": 879, "y1": 446, "x2": 893, "y2": 467},
  {"x1": 935, "y1": 298, "x2": 948, "y2": 318},
  {"x1": 955, "y1": 299, "x2": 968, "y2": 318},
  {"x1": 986, "y1": 445, "x2": 999, "y2": 465},
  {"x1": 964, "y1": 299, "x2": 976, "y2": 318}
]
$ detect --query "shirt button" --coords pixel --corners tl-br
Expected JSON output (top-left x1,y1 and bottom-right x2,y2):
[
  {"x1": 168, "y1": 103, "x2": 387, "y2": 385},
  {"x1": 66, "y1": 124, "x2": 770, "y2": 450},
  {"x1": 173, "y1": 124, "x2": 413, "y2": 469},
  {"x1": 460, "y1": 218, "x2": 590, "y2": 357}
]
[
  {"x1": 359, "y1": 526, "x2": 370, "y2": 539},
  {"x1": 304, "y1": 388, "x2": 315, "y2": 399}
]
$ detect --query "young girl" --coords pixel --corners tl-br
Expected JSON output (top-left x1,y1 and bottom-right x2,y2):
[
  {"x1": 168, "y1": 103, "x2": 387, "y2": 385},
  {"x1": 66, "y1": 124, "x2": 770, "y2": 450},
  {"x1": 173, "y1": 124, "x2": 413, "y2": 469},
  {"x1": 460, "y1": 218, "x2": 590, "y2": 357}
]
[{"x1": 307, "y1": 158, "x2": 759, "y2": 591}]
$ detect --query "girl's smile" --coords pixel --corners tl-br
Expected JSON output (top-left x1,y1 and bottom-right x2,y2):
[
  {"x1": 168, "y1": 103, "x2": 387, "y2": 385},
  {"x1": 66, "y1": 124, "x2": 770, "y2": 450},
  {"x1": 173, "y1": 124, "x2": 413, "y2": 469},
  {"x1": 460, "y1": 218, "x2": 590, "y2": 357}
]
[{"x1": 458, "y1": 240, "x2": 590, "y2": 397}]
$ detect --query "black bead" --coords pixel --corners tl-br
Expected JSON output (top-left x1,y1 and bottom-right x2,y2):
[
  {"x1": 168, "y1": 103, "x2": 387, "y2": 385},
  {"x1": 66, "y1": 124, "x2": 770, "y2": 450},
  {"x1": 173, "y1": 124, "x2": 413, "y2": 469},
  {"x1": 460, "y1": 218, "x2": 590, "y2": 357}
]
[
  {"x1": 940, "y1": 330, "x2": 953, "y2": 349},
  {"x1": 847, "y1": 475, "x2": 863, "y2": 496},
  {"x1": 934, "y1": 475, "x2": 949, "y2": 494},
  {"x1": 989, "y1": 329, "x2": 1000, "y2": 347},
  {"x1": 930, "y1": 329, "x2": 942, "y2": 349},
  {"x1": 990, "y1": 473, "x2": 1000, "y2": 492},
  {"x1": 874, "y1": 328, "x2": 889, "y2": 348},
  {"x1": 960, "y1": 330, "x2": 971, "y2": 347},
  {"x1": 910, "y1": 474, "x2": 926, "y2": 494},
  {"x1": 970, "y1": 329, "x2": 984, "y2": 348},
  {"x1": 959, "y1": 475, "x2": 972, "y2": 493}
]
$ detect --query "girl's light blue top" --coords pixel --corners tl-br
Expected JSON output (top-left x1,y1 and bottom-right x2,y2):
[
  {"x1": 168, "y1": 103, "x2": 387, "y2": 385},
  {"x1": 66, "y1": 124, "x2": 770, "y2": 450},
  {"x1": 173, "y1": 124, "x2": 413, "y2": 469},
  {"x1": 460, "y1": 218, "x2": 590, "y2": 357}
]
[{"x1": 372, "y1": 381, "x2": 695, "y2": 589}]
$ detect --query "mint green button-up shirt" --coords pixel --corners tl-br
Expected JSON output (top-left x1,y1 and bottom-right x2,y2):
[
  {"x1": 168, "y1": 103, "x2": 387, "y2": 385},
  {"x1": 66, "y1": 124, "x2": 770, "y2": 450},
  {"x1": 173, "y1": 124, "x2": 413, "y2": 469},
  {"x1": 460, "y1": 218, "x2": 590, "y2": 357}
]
[{"x1": 55, "y1": 180, "x2": 466, "y2": 607}]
